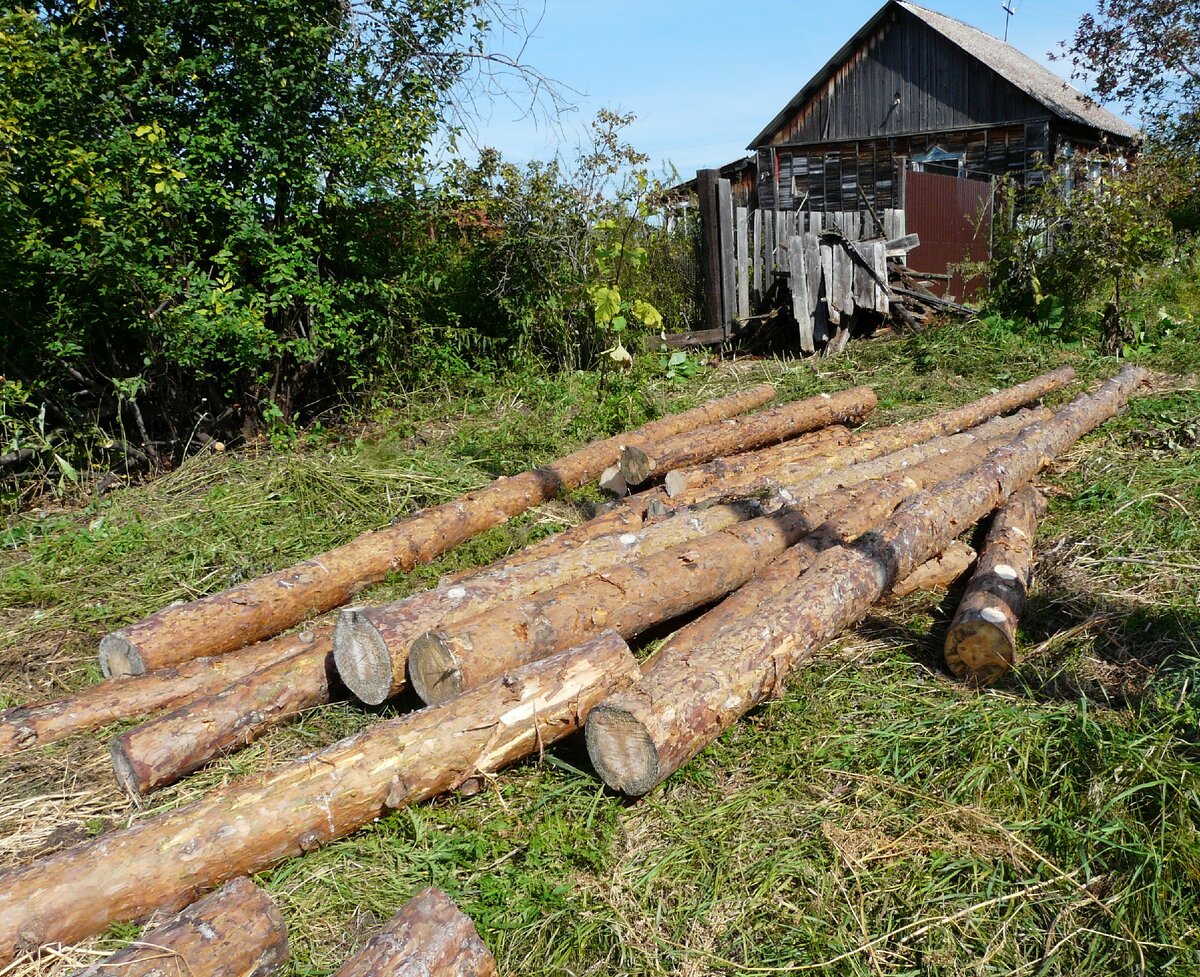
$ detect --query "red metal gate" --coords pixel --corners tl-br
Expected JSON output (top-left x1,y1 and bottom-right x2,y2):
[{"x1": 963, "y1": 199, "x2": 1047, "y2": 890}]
[{"x1": 904, "y1": 170, "x2": 993, "y2": 301}]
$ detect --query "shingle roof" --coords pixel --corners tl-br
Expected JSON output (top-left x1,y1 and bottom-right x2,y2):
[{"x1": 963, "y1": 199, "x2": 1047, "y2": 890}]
[
  {"x1": 898, "y1": 2, "x2": 1137, "y2": 138},
  {"x1": 748, "y1": 1, "x2": 1137, "y2": 148}
]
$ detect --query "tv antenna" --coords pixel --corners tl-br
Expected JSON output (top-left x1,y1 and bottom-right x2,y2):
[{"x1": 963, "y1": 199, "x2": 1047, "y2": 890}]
[{"x1": 1002, "y1": 1, "x2": 1017, "y2": 42}]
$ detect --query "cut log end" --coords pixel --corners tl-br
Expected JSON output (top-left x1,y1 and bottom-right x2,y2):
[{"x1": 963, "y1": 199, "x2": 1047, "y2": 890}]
[
  {"x1": 619, "y1": 446, "x2": 655, "y2": 487},
  {"x1": 599, "y1": 465, "x2": 628, "y2": 496},
  {"x1": 110, "y1": 738, "x2": 144, "y2": 797},
  {"x1": 944, "y1": 618, "x2": 1014, "y2": 687},
  {"x1": 584, "y1": 703, "x2": 659, "y2": 797},
  {"x1": 333, "y1": 610, "x2": 396, "y2": 706},
  {"x1": 408, "y1": 633, "x2": 463, "y2": 705},
  {"x1": 663, "y1": 470, "x2": 690, "y2": 498},
  {"x1": 99, "y1": 632, "x2": 143, "y2": 678}
]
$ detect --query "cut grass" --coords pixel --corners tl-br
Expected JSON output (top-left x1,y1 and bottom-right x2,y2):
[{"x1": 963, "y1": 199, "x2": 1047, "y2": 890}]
[{"x1": 1, "y1": 322, "x2": 1199, "y2": 976}]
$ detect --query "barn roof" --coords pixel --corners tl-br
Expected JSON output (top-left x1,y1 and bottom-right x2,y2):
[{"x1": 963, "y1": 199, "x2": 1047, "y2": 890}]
[{"x1": 748, "y1": 0, "x2": 1138, "y2": 149}]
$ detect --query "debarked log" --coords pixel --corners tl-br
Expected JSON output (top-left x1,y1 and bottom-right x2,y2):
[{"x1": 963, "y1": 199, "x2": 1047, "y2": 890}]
[
  {"x1": 585, "y1": 368, "x2": 1147, "y2": 796},
  {"x1": 0, "y1": 632, "x2": 638, "y2": 963},
  {"x1": 943, "y1": 486, "x2": 1046, "y2": 686},
  {"x1": 331, "y1": 887, "x2": 495, "y2": 977},
  {"x1": 70, "y1": 878, "x2": 288, "y2": 977},
  {"x1": 619, "y1": 386, "x2": 877, "y2": 487},
  {"x1": 99, "y1": 385, "x2": 775, "y2": 677}
]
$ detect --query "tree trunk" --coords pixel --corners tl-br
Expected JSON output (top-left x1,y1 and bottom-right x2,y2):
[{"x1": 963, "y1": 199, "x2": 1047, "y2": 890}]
[
  {"x1": 0, "y1": 630, "x2": 325, "y2": 755},
  {"x1": 661, "y1": 425, "x2": 852, "y2": 498},
  {"x1": 585, "y1": 368, "x2": 1146, "y2": 796},
  {"x1": 407, "y1": 408, "x2": 1045, "y2": 706},
  {"x1": 100, "y1": 385, "x2": 775, "y2": 677},
  {"x1": 944, "y1": 487, "x2": 1046, "y2": 686},
  {"x1": 334, "y1": 498, "x2": 767, "y2": 705},
  {"x1": 70, "y1": 878, "x2": 288, "y2": 977},
  {"x1": 619, "y1": 387, "x2": 876, "y2": 487},
  {"x1": 331, "y1": 887, "x2": 494, "y2": 977},
  {"x1": 664, "y1": 367, "x2": 1073, "y2": 502},
  {"x1": 111, "y1": 637, "x2": 336, "y2": 795},
  {"x1": 889, "y1": 540, "x2": 976, "y2": 598},
  {"x1": 0, "y1": 632, "x2": 638, "y2": 963}
]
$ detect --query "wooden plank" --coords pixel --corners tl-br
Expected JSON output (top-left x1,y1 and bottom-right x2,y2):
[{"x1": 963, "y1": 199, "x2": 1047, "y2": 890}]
[
  {"x1": 820, "y1": 243, "x2": 839, "y2": 326},
  {"x1": 873, "y1": 242, "x2": 891, "y2": 314},
  {"x1": 763, "y1": 210, "x2": 775, "y2": 274},
  {"x1": 852, "y1": 241, "x2": 875, "y2": 312},
  {"x1": 810, "y1": 211, "x2": 824, "y2": 233},
  {"x1": 803, "y1": 232, "x2": 821, "y2": 311},
  {"x1": 788, "y1": 234, "x2": 814, "y2": 353},
  {"x1": 696, "y1": 170, "x2": 723, "y2": 335},
  {"x1": 735, "y1": 206, "x2": 750, "y2": 322},
  {"x1": 813, "y1": 281, "x2": 831, "y2": 347},
  {"x1": 832, "y1": 243, "x2": 855, "y2": 320},
  {"x1": 885, "y1": 233, "x2": 920, "y2": 256},
  {"x1": 842, "y1": 211, "x2": 861, "y2": 241},
  {"x1": 661, "y1": 326, "x2": 731, "y2": 348},
  {"x1": 717, "y1": 178, "x2": 735, "y2": 338},
  {"x1": 751, "y1": 209, "x2": 762, "y2": 310}
]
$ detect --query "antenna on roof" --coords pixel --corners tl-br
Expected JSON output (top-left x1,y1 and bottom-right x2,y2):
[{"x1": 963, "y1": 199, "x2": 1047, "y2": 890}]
[{"x1": 1001, "y1": 1, "x2": 1016, "y2": 42}]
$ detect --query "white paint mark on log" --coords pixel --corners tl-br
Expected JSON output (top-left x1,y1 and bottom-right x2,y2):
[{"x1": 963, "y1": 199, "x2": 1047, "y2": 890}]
[
  {"x1": 447, "y1": 586, "x2": 467, "y2": 599},
  {"x1": 619, "y1": 534, "x2": 638, "y2": 547},
  {"x1": 981, "y1": 607, "x2": 1007, "y2": 624},
  {"x1": 993, "y1": 564, "x2": 1019, "y2": 581}
]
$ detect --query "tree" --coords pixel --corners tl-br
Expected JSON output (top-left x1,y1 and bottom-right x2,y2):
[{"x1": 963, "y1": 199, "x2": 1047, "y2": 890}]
[{"x1": 1061, "y1": 1, "x2": 1200, "y2": 146}]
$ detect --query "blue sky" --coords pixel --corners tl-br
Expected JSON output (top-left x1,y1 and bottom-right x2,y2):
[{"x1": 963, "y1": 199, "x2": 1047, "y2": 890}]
[{"x1": 464, "y1": 0, "x2": 1109, "y2": 176}]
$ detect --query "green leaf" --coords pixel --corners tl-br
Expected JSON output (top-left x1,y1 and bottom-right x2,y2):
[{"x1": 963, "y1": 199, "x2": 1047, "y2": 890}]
[
  {"x1": 590, "y1": 285, "x2": 621, "y2": 325},
  {"x1": 631, "y1": 299, "x2": 663, "y2": 330}
]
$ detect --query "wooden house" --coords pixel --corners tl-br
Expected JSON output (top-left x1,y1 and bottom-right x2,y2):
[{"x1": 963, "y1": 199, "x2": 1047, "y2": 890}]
[{"x1": 750, "y1": 0, "x2": 1137, "y2": 213}]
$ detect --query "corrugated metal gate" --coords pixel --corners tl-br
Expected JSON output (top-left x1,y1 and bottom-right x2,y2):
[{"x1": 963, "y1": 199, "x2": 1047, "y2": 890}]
[{"x1": 904, "y1": 170, "x2": 993, "y2": 300}]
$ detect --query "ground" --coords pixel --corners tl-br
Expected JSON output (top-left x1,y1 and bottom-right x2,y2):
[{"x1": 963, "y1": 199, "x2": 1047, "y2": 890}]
[{"x1": 1, "y1": 322, "x2": 1199, "y2": 976}]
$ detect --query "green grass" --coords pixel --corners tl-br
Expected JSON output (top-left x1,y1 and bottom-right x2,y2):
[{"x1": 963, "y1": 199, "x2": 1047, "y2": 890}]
[{"x1": 2, "y1": 322, "x2": 1199, "y2": 976}]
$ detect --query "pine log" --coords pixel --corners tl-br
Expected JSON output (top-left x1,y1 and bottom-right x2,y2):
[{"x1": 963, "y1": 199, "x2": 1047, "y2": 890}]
[
  {"x1": 890, "y1": 540, "x2": 976, "y2": 598},
  {"x1": 0, "y1": 630, "x2": 323, "y2": 756},
  {"x1": 99, "y1": 385, "x2": 774, "y2": 677},
  {"x1": 0, "y1": 632, "x2": 637, "y2": 963},
  {"x1": 664, "y1": 367, "x2": 1075, "y2": 502},
  {"x1": 70, "y1": 878, "x2": 288, "y2": 977},
  {"x1": 661, "y1": 425, "x2": 853, "y2": 498},
  {"x1": 408, "y1": 410, "x2": 1044, "y2": 706},
  {"x1": 331, "y1": 887, "x2": 494, "y2": 977},
  {"x1": 586, "y1": 368, "x2": 1147, "y2": 796},
  {"x1": 334, "y1": 498, "x2": 765, "y2": 705},
  {"x1": 944, "y1": 487, "x2": 1046, "y2": 685},
  {"x1": 111, "y1": 636, "x2": 336, "y2": 795},
  {"x1": 618, "y1": 386, "x2": 877, "y2": 487}
]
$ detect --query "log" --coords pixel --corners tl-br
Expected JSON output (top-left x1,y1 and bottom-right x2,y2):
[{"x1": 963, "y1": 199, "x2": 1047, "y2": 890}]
[
  {"x1": 333, "y1": 496, "x2": 770, "y2": 706},
  {"x1": 0, "y1": 630, "x2": 324, "y2": 755},
  {"x1": 943, "y1": 487, "x2": 1046, "y2": 685},
  {"x1": 331, "y1": 887, "x2": 494, "y2": 977},
  {"x1": 585, "y1": 368, "x2": 1147, "y2": 796},
  {"x1": 0, "y1": 632, "x2": 638, "y2": 962},
  {"x1": 664, "y1": 367, "x2": 1075, "y2": 506},
  {"x1": 661, "y1": 425, "x2": 853, "y2": 499},
  {"x1": 99, "y1": 385, "x2": 775, "y2": 677},
  {"x1": 111, "y1": 637, "x2": 336, "y2": 795},
  {"x1": 407, "y1": 409, "x2": 1043, "y2": 706},
  {"x1": 889, "y1": 540, "x2": 976, "y2": 598},
  {"x1": 618, "y1": 387, "x2": 876, "y2": 487},
  {"x1": 70, "y1": 878, "x2": 288, "y2": 977}
]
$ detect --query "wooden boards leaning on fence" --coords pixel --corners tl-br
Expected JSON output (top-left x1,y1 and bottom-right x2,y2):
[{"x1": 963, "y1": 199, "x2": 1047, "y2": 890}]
[
  {"x1": 943, "y1": 486, "x2": 1046, "y2": 686},
  {"x1": 618, "y1": 386, "x2": 877, "y2": 487},
  {"x1": 98, "y1": 385, "x2": 776, "y2": 678},
  {"x1": 585, "y1": 368, "x2": 1148, "y2": 797},
  {"x1": 0, "y1": 633, "x2": 638, "y2": 962},
  {"x1": 69, "y1": 878, "x2": 288, "y2": 977},
  {"x1": 331, "y1": 887, "x2": 495, "y2": 977}
]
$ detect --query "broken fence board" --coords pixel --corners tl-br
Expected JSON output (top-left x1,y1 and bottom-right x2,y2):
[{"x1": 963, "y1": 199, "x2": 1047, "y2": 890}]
[
  {"x1": 788, "y1": 234, "x2": 814, "y2": 353},
  {"x1": 736, "y1": 206, "x2": 750, "y2": 322}
]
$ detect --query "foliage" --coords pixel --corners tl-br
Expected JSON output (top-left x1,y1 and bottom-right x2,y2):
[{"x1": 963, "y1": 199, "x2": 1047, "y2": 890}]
[
  {"x1": 1059, "y1": 0, "x2": 1200, "y2": 147},
  {"x1": 986, "y1": 150, "x2": 1179, "y2": 350}
]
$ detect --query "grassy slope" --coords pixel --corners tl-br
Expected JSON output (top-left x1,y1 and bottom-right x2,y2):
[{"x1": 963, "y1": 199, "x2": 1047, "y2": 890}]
[{"x1": 1, "y1": 323, "x2": 1199, "y2": 977}]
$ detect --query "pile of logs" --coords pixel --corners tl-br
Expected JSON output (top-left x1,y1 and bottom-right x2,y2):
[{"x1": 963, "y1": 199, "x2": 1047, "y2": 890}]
[{"x1": 0, "y1": 365, "x2": 1149, "y2": 969}]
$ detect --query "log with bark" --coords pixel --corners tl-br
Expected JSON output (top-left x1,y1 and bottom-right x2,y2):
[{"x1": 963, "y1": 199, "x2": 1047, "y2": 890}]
[
  {"x1": 99, "y1": 385, "x2": 775, "y2": 677},
  {"x1": 889, "y1": 540, "x2": 976, "y2": 598},
  {"x1": 0, "y1": 632, "x2": 638, "y2": 963},
  {"x1": 334, "y1": 498, "x2": 766, "y2": 706},
  {"x1": 663, "y1": 367, "x2": 1075, "y2": 502},
  {"x1": 585, "y1": 368, "x2": 1147, "y2": 796},
  {"x1": 0, "y1": 629, "x2": 326, "y2": 755},
  {"x1": 407, "y1": 408, "x2": 1047, "y2": 705},
  {"x1": 70, "y1": 878, "x2": 288, "y2": 977},
  {"x1": 331, "y1": 887, "x2": 495, "y2": 977},
  {"x1": 943, "y1": 486, "x2": 1046, "y2": 686},
  {"x1": 618, "y1": 386, "x2": 877, "y2": 487}
]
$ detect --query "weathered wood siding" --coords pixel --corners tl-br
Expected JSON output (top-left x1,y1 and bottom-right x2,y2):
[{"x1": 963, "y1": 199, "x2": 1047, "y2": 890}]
[{"x1": 766, "y1": 7, "x2": 1047, "y2": 146}]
